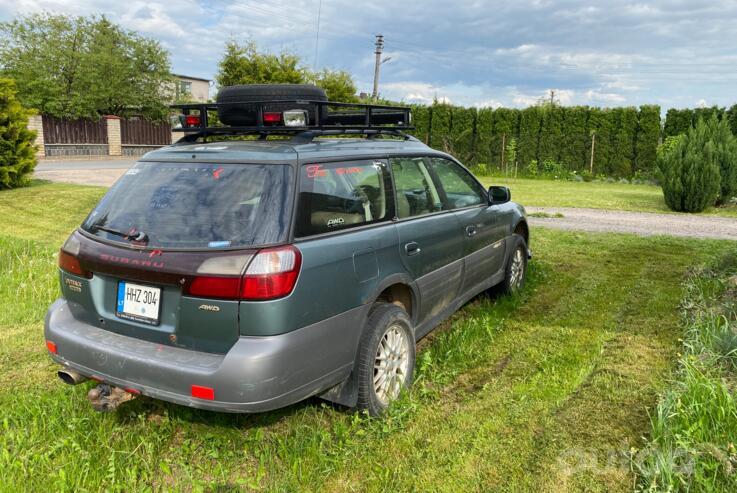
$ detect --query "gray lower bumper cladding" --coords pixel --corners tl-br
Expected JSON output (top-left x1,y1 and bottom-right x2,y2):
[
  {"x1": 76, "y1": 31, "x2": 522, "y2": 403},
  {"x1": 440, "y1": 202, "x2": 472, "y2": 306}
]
[{"x1": 45, "y1": 298, "x2": 366, "y2": 413}]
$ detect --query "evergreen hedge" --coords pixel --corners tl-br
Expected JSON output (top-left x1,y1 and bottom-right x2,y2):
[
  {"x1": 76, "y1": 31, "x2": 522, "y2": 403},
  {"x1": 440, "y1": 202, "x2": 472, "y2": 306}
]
[
  {"x1": 407, "y1": 101, "x2": 662, "y2": 178},
  {"x1": 663, "y1": 105, "x2": 737, "y2": 139},
  {"x1": 0, "y1": 78, "x2": 36, "y2": 190}
]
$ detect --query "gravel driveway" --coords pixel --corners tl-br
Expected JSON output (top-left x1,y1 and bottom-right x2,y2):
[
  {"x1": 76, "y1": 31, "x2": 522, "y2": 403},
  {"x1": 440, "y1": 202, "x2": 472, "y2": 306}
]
[{"x1": 527, "y1": 207, "x2": 737, "y2": 240}]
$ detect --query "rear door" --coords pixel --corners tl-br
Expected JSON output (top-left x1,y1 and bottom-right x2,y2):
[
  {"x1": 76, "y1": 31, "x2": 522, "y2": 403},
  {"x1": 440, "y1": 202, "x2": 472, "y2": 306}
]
[
  {"x1": 428, "y1": 157, "x2": 506, "y2": 295},
  {"x1": 390, "y1": 157, "x2": 463, "y2": 328}
]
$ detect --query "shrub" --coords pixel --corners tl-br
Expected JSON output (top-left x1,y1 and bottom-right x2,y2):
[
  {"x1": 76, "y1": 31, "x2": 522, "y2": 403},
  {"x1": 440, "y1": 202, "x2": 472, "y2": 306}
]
[
  {"x1": 541, "y1": 158, "x2": 565, "y2": 177},
  {"x1": 0, "y1": 78, "x2": 36, "y2": 190},
  {"x1": 706, "y1": 114, "x2": 737, "y2": 204},
  {"x1": 660, "y1": 119, "x2": 721, "y2": 212},
  {"x1": 527, "y1": 159, "x2": 538, "y2": 176},
  {"x1": 472, "y1": 163, "x2": 490, "y2": 176}
]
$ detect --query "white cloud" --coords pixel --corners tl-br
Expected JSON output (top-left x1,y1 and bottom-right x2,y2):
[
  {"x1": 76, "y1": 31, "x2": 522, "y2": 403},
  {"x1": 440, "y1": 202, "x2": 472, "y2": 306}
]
[
  {"x1": 1, "y1": 0, "x2": 736, "y2": 109},
  {"x1": 584, "y1": 90, "x2": 626, "y2": 104}
]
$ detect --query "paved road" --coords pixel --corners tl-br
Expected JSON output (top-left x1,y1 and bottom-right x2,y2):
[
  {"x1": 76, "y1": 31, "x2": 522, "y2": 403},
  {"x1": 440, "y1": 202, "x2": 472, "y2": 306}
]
[
  {"x1": 34, "y1": 159, "x2": 133, "y2": 186},
  {"x1": 33, "y1": 160, "x2": 737, "y2": 240},
  {"x1": 527, "y1": 207, "x2": 737, "y2": 240},
  {"x1": 36, "y1": 159, "x2": 136, "y2": 171}
]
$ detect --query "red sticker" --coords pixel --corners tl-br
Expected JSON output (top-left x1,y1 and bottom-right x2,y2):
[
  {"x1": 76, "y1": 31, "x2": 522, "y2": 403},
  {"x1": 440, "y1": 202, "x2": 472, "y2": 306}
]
[
  {"x1": 213, "y1": 167, "x2": 224, "y2": 179},
  {"x1": 335, "y1": 167, "x2": 362, "y2": 175},
  {"x1": 306, "y1": 165, "x2": 328, "y2": 178}
]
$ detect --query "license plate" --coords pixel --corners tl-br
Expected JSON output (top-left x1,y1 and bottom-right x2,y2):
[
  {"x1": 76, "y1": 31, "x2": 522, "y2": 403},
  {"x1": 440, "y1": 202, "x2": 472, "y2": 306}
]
[{"x1": 116, "y1": 281, "x2": 161, "y2": 325}]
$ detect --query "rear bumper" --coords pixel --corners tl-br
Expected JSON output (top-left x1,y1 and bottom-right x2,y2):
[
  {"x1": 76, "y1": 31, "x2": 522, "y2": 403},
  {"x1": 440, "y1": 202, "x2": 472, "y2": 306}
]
[{"x1": 44, "y1": 298, "x2": 366, "y2": 413}]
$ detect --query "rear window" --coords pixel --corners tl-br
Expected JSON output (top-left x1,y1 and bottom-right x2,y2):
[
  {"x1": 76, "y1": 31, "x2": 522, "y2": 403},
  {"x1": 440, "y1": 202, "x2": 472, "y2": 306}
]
[{"x1": 81, "y1": 162, "x2": 293, "y2": 249}]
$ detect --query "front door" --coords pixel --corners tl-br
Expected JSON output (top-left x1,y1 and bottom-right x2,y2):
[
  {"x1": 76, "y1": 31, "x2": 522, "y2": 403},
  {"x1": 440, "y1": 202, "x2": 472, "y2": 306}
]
[
  {"x1": 427, "y1": 157, "x2": 506, "y2": 295},
  {"x1": 390, "y1": 157, "x2": 463, "y2": 327}
]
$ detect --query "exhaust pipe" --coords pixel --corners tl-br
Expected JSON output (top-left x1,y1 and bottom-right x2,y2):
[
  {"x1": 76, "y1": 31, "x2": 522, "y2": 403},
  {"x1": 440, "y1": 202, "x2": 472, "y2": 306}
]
[
  {"x1": 57, "y1": 369, "x2": 89, "y2": 385},
  {"x1": 87, "y1": 383, "x2": 137, "y2": 412}
]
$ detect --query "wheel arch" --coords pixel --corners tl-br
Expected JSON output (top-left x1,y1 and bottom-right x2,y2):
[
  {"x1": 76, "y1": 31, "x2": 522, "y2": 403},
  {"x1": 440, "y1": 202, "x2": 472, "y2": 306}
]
[
  {"x1": 513, "y1": 219, "x2": 529, "y2": 246},
  {"x1": 367, "y1": 274, "x2": 419, "y2": 326}
]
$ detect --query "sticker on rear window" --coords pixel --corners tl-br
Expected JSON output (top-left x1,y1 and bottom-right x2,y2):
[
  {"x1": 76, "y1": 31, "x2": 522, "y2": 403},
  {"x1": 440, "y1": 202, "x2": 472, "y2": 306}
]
[{"x1": 208, "y1": 240, "x2": 231, "y2": 248}]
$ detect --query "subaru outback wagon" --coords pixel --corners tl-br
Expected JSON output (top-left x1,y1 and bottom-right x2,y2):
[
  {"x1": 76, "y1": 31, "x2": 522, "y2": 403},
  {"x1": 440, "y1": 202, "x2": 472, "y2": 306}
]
[{"x1": 45, "y1": 84, "x2": 530, "y2": 416}]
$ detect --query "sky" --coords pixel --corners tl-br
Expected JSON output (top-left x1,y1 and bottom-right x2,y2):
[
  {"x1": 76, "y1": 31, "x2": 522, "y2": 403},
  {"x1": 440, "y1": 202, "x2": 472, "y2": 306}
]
[{"x1": 1, "y1": 0, "x2": 736, "y2": 109}]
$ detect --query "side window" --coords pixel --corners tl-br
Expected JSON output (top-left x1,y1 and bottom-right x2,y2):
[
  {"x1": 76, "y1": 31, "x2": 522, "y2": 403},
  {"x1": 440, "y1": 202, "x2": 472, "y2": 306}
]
[
  {"x1": 429, "y1": 157, "x2": 487, "y2": 209},
  {"x1": 390, "y1": 157, "x2": 444, "y2": 219},
  {"x1": 295, "y1": 160, "x2": 389, "y2": 237}
]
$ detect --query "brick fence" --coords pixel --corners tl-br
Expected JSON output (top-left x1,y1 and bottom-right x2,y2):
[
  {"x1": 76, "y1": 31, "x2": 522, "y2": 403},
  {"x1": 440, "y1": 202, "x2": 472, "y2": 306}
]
[{"x1": 29, "y1": 115, "x2": 173, "y2": 158}]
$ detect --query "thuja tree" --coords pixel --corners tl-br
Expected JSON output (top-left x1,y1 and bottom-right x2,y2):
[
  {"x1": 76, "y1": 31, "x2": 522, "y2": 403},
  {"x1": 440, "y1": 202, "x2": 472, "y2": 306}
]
[
  {"x1": 661, "y1": 118, "x2": 721, "y2": 212},
  {"x1": 634, "y1": 105, "x2": 661, "y2": 175},
  {"x1": 0, "y1": 78, "x2": 36, "y2": 189},
  {"x1": 706, "y1": 114, "x2": 737, "y2": 203},
  {"x1": 475, "y1": 107, "x2": 494, "y2": 165}
]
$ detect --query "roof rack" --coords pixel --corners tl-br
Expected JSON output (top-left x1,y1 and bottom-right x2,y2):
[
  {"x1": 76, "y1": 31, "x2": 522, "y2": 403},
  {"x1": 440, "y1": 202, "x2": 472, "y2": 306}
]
[{"x1": 170, "y1": 99, "x2": 414, "y2": 143}]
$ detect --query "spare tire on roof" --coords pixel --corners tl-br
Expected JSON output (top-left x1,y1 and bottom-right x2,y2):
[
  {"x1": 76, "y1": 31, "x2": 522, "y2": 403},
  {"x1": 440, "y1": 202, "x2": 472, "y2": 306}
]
[{"x1": 216, "y1": 84, "x2": 327, "y2": 126}]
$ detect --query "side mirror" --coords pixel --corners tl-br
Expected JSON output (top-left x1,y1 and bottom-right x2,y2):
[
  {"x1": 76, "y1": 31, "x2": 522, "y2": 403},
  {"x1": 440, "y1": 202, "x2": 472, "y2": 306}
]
[{"x1": 488, "y1": 186, "x2": 511, "y2": 205}]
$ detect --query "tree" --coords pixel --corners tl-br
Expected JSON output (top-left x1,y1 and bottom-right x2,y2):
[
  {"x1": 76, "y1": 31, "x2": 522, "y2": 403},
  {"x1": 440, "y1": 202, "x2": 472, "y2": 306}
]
[
  {"x1": 0, "y1": 79, "x2": 37, "y2": 189},
  {"x1": 0, "y1": 13, "x2": 171, "y2": 119},
  {"x1": 663, "y1": 108, "x2": 694, "y2": 138},
  {"x1": 215, "y1": 40, "x2": 358, "y2": 103},
  {"x1": 216, "y1": 40, "x2": 304, "y2": 87},
  {"x1": 661, "y1": 118, "x2": 721, "y2": 212},
  {"x1": 308, "y1": 69, "x2": 357, "y2": 103},
  {"x1": 634, "y1": 105, "x2": 661, "y2": 176},
  {"x1": 706, "y1": 114, "x2": 737, "y2": 203}
]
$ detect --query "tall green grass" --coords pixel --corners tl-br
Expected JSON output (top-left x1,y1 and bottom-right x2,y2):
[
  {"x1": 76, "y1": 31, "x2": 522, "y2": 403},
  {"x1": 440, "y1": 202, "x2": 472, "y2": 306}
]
[{"x1": 635, "y1": 252, "x2": 737, "y2": 492}]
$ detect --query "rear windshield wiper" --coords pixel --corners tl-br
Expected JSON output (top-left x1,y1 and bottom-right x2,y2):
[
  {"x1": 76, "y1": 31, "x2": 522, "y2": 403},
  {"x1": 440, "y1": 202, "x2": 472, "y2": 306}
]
[{"x1": 90, "y1": 224, "x2": 149, "y2": 243}]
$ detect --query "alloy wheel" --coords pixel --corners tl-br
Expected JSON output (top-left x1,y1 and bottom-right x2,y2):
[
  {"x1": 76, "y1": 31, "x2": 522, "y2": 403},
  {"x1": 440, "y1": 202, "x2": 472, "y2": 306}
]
[{"x1": 373, "y1": 325, "x2": 410, "y2": 405}]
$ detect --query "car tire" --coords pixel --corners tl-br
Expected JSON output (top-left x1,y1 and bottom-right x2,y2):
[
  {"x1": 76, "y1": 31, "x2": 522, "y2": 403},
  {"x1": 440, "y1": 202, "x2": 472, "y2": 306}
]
[
  {"x1": 356, "y1": 303, "x2": 416, "y2": 416},
  {"x1": 216, "y1": 84, "x2": 328, "y2": 126},
  {"x1": 499, "y1": 234, "x2": 528, "y2": 295}
]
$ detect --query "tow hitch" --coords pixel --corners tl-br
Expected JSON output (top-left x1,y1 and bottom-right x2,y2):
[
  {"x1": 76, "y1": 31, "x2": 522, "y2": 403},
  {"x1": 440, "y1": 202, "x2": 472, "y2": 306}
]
[{"x1": 87, "y1": 383, "x2": 137, "y2": 412}]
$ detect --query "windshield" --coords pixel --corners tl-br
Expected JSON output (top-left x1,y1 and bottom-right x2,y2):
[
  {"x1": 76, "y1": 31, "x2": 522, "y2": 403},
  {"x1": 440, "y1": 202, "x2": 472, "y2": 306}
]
[{"x1": 81, "y1": 162, "x2": 293, "y2": 249}]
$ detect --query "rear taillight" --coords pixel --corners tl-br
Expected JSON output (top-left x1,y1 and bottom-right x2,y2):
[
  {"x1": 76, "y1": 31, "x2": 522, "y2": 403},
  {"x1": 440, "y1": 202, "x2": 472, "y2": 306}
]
[
  {"x1": 241, "y1": 246, "x2": 301, "y2": 300},
  {"x1": 184, "y1": 246, "x2": 301, "y2": 301},
  {"x1": 186, "y1": 276, "x2": 241, "y2": 300},
  {"x1": 58, "y1": 249, "x2": 92, "y2": 278}
]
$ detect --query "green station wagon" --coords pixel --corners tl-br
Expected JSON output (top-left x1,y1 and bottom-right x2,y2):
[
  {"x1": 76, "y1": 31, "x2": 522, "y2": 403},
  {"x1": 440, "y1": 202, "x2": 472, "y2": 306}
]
[{"x1": 45, "y1": 84, "x2": 530, "y2": 415}]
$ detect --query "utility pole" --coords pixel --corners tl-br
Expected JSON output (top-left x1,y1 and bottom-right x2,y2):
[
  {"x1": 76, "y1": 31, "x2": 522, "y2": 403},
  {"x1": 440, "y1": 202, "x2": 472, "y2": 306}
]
[
  {"x1": 372, "y1": 34, "x2": 384, "y2": 99},
  {"x1": 501, "y1": 133, "x2": 506, "y2": 175}
]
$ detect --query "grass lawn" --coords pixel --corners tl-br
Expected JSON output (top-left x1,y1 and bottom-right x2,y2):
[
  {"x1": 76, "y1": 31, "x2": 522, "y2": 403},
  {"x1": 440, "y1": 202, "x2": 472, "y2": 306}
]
[
  {"x1": 479, "y1": 176, "x2": 737, "y2": 218},
  {"x1": 0, "y1": 181, "x2": 734, "y2": 491}
]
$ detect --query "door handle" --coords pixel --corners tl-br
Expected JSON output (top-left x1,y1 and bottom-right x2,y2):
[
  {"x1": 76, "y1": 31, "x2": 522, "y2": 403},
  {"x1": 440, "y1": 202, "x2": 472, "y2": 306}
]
[
  {"x1": 404, "y1": 242, "x2": 421, "y2": 256},
  {"x1": 465, "y1": 225, "x2": 477, "y2": 237}
]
